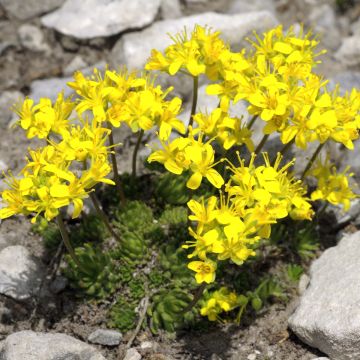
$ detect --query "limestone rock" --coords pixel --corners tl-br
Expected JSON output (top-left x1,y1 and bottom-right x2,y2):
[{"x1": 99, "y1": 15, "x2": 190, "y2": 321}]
[
  {"x1": 18, "y1": 24, "x2": 50, "y2": 53},
  {"x1": 226, "y1": 0, "x2": 276, "y2": 14},
  {"x1": 160, "y1": 0, "x2": 182, "y2": 19},
  {"x1": 41, "y1": 0, "x2": 161, "y2": 39},
  {"x1": 351, "y1": 18, "x2": 360, "y2": 36},
  {"x1": 307, "y1": 4, "x2": 341, "y2": 50},
  {"x1": 88, "y1": 329, "x2": 122, "y2": 346},
  {"x1": 0, "y1": 246, "x2": 42, "y2": 301},
  {"x1": 30, "y1": 76, "x2": 73, "y2": 102},
  {"x1": 289, "y1": 231, "x2": 360, "y2": 360},
  {"x1": 124, "y1": 348, "x2": 142, "y2": 360},
  {"x1": 0, "y1": 0, "x2": 64, "y2": 20},
  {"x1": 111, "y1": 11, "x2": 278, "y2": 70},
  {"x1": 0, "y1": 91, "x2": 24, "y2": 128},
  {"x1": 328, "y1": 71, "x2": 360, "y2": 94},
  {"x1": 0, "y1": 331, "x2": 106, "y2": 360},
  {"x1": 30, "y1": 61, "x2": 106, "y2": 102},
  {"x1": 63, "y1": 55, "x2": 88, "y2": 76},
  {"x1": 334, "y1": 36, "x2": 360, "y2": 67}
]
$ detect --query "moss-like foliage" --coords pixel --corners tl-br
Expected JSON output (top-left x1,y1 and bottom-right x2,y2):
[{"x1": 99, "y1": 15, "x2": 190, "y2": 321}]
[
  {"x1": 155, "y1": 172, "x2": 190, "y2": 206},
  {"x1": 148, "y1": 288, "x2": 195, "y2": 333},
  {"x1": 64, "y1": 243, "x2": 122, "y2": 299}
]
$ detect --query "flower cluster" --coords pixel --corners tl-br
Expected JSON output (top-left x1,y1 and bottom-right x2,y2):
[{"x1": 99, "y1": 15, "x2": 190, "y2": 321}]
[
  {"x1": 1, "y1": 23, "x2": 358, "y2": 326},
  {"x1": 1, "y1": 67, "x2": 188, "y2": 223},
  {"x1": 200, "y1": 287, "x2": 239, "y2": 321},
  {"x1": 310, "y1": 158, "x2": 358, "y2": 211},
  {"x1": 0, "y1": 120, "x2": 114, "y2": 223},
  {"x1": 148, "y1": 128, "x2": 224, "y2": 190},
  {"x1": 184, "y1": 153, "x2": 313, "y2": 284},
  {"x1": 145, "y1": 25, "x2": 358, "y2": 291},
  {"x1": 68, "y1": 69, "x2": 185, "y2": 140}
]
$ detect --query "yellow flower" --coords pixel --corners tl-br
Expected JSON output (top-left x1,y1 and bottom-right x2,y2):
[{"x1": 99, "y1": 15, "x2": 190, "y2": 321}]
[
  {"x1": 185, "y1": 143, "x2": 224, "y2": 190},
  {"x1": 310, "y1": 158, "x2": 358, "y2": 211},
  {"x1": 200, "y1": 287, "x2": 239, "y2": 321},
  {"x1": 188, "y1": 259, "x2": 217, "y2": 284}
]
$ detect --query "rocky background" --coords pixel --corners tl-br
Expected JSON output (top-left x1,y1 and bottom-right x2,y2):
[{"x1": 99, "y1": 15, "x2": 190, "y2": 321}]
[{"x1": 0, "y1": 0, "x2": 360, "y2": 359}]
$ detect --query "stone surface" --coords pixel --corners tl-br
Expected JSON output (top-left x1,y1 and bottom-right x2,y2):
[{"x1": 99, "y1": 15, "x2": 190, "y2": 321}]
[
  {"x1": 0, "y1": 0, "x2": 64, "y2": 20},
  {"x1": 0, "y1": 159, "x2": 8, "y2": 174},
  {"x1": 298, "y1": 274, "x2": 310, "y2": 295},
  {"x1": 160, "y1": 0, "x2": 183, "y2": 19},
  {"x1": 41, "y1": 0, "x2": 161, "y2": 39},
  {"x1": 63, "y1": 55, "x2": 88, "y2": 76},
  {"x1": 226, "y1": 0, "x2": 276, "y2": 14},
  {"x1": 140, "y1": 341, "x2": 153, "y2": 349},
  {"x1": 124, "y1": 348, "x2": 142, "y2": 360},
  {"x1": 0, "y1": 246, "x2": 42, "y2": 300},
  {"x1": 351, "y1": 18, "x2": 360, "y2": 36},
  {"x1": 334, "y1": 36, "x2": 360, "y2": 67},
  {"x1": 30, "y1": 61, "x2": 106, "y2": 102},
  {"x1": 111, "y1": 11, "x2": 278, "y2": 70},
  {"x1": 30, "y1": 76, "x2": 73, "y2": 102},
  {"x1": 88, "y1": 329, "x2": 122, "y2": 346},
  {"x1": 0, "y1": 331, "x2": 106, "y2": 360},
  {"x1": 328, "y1": 71, "x2": 360, "y2": 94},
  {"x1": 289, "y1": 231, "x2": 360, "y2": 360},
  {"x1": 0, "y1": 91, "x2": 24, "y2": 128},
  {"x1": 307, "y1": 4, "x2": 341, "y2": 50},
  {"x1": 18, "y1": 24, "x2": 50, "y2": 53},
  {"x1": 49, "y1": 275, "x2": 68, "y2": 294}
]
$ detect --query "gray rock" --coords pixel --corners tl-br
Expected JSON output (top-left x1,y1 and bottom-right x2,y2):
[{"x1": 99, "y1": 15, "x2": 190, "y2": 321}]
[
  {"x1": 0, "y1": 331, "x2": 106, "y2": 360},
  {"x1": 111, "y1": 11, "x2": 278, "y2": 70},
  {"x1": 334, "y1": 36, "x2": 360, "y2": 67},
  {"x1": 49, "y1": 276, "x2": 68, "y2": 294},
  {"x1": 351, "y1": 18, "x2": 360, "y2": 36},
  {"x1": 124, "y1": 348, "x2": 142, "y2": 360},
  {"x1": 18, "y1": 24, "x2": 50, "y2": 53},
  {"x1": 307, "y1": 4, "x2": 341, "y2": 50},
  {"x1": 88, "y1": 329, "x2": 122, "y2": 346},
  {"x1": 0, "y1": 246, "x2": 42, "y2": 300},
  {"x1": 41, "y1": 0, "x2": 161, "y2": 39},
  {"x1": 30, "y1": 61, "x2": 107, "y2": 102},
  {"x1": 226, "y1": 0, "x2": 276, "y2": 14},
  {"x1": 140, "y1": 341, "x2": 153, "y2": 349},
  {"x1": 0, "y1": 159, "x2": 8, "y2": 174},
  {"x1": 328, "y1": 71, "x2": 360, "y2": 94},
  {"x1": 289, "y1": 231, "x2": 360, "y2": 360},
  {"x1": 312, "y1": 358, "x2": 330, "y2": 360},
  {"x1": 30, "y1": 76, "x2": 73, "y2": 102},
  {"x1": 298, "y1": 274, "x2": 310, "y2": 295},
  {"x1": 0, "y1": 42, "x2": 11, "y2": 56},
  {"x1": 160, "y1": 0, "x2": 183, "y2": 19},
  {"x1": 0, "y1": 91, "x2": 24, "y2": 128},
  {"x1": 0, "y1": 0, "x2": 64, "y2": 20},
  {"x1": 63, "y1": 55, "x2": 88, "y2": 76}
]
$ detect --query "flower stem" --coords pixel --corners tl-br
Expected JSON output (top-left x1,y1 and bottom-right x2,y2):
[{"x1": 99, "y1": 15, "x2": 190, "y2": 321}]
[
  {"x1": 108, "y1": 127, "x2": 126, "y2": 206},
  {"x1": 279, "y1": 138, "x2": 295, "y2": 157},
  {"x1": 300, "y1": 142, "x2": 324, "y2": 180},
  {"x1": 247, "y1": 115, "x2": 258, "y2": 130},
  {"x1": 89, "y1": 192, "x2": 121, "y2": 242},
  {"x1": 56, "y1": 213, "x2": 84, "y2": 271},
  {"x1": 132, "y1": 129, "x2": 144, "y2": 178},
  {"x1": 181, "y1": 283, "x2": 206, "y2": 314},
  {"x1": 187, "y1": 76, "x2": 199, "y2": 133},
  {"x1": 254, "y1": 134, "x2": 270, "y2": 155}
]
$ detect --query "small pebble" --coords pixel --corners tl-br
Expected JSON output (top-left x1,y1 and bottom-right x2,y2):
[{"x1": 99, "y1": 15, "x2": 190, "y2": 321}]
[
  {"x1": 140, "y1": 341, "x2": 153, "y2": 349},
  {"x1": 298, "y1": 273, "x2": 310, "y2": 295},
  {"x1": 124, "y1": 348, "x2": 142, "y2": 360},
  {"x1": 88, "y1": 328, "x2": 122, "y2": 346}
]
